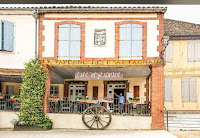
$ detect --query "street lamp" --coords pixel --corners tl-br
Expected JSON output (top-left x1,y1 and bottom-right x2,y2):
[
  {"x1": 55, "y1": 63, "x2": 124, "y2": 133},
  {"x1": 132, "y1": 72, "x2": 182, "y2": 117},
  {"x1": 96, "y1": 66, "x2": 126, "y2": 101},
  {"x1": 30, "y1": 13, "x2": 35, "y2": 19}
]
[{"x1": 161, "y1": 35, "x2": 170, "y2": 59}]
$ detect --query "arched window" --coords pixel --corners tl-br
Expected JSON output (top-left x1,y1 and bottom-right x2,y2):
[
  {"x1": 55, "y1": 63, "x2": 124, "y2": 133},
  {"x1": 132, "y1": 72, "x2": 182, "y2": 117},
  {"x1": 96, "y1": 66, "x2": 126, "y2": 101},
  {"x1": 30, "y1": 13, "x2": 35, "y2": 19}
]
[
  {"x1": 58, "y1": 24, "x2": 81, "y2": 60},
  {"x1": 119, "y1": 24, "x2": 143, "y2": 60}
]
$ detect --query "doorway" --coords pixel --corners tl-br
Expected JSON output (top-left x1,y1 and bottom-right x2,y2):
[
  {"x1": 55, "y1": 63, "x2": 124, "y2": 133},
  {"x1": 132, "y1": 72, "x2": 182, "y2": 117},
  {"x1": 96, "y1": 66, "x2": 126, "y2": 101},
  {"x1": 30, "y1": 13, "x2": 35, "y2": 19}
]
[
  {"x1": 114, "y1": 89, "x2": 126, "y2": 105},
  {"x1": 134, "y1": 86, "x2": 140, "y2": 98}
]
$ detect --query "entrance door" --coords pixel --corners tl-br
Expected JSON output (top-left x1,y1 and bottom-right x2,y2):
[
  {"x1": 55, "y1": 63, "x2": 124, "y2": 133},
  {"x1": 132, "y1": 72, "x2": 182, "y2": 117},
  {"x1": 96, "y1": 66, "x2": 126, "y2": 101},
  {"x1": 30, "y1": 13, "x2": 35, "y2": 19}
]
[
  {"x1": 93, "y1": 86, "x2": 98, "y2": 100},
  {"x1": 134, "y1": 86, "x2": 139, "y2": 98},
  {"x1": 114, "y1": 89, "x2": 126, "y2": 105}
]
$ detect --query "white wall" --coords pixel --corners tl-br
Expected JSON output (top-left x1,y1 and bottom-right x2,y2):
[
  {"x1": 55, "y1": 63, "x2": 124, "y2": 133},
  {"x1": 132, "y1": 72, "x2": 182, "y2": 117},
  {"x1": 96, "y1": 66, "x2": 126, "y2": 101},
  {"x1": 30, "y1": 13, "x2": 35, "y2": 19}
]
[
  {"x1": 0, "y1": 15, "x2": 35, "y2": 69},
  {"x1": 0, "y1": 111, "x2": 152, "y2": 129},
  {"x1": 42, "y1": 17, "x2": 160, "y2": 59}
]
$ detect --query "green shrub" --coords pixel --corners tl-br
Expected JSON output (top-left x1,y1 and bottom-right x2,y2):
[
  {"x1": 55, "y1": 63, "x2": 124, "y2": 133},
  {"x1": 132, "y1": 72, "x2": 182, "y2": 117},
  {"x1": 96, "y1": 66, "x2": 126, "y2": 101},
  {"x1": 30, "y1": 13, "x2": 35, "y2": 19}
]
[{"x1": 16, "y1": 58, "x2": 52, "y2": 126}]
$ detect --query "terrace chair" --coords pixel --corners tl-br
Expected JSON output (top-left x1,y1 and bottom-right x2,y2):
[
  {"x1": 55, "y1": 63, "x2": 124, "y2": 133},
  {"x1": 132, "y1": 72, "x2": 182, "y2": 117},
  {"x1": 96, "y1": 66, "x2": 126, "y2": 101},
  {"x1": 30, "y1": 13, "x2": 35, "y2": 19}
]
[
  {"x1": 60, "y1": 100, "x2": 70, "y2": 113},
  {"x1": 13, "y1": 100, "x2": 20, "y2": 112},
  {"x1": 136, "y1": 102, "x2": 150, "y2": 115},
  {"x1": 0, "y1": 100, "x2": 6, "y2": 110}
]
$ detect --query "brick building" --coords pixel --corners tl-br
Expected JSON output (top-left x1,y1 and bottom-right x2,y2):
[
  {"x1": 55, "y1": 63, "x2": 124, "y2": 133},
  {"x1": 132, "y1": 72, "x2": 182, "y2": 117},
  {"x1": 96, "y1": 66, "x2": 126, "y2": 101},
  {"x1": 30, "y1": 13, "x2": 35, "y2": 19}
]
[{"x1": 0, "y1": 6, "x2": 168, "y2": 129}]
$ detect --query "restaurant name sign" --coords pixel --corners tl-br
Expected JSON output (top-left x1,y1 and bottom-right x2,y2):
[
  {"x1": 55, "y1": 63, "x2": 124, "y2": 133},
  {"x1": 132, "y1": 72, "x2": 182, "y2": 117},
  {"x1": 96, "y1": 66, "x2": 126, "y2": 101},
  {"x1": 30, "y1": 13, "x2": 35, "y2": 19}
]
[{"x1": 75, "y1": 72, "x2": 123, "y2": 80}]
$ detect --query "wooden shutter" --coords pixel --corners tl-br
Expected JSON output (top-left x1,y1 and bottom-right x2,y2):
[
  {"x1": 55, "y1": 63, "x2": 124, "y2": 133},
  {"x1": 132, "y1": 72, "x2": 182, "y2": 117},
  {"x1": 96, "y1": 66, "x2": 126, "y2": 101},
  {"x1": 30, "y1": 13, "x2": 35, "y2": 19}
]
[
  {"x1": 104, "y1": 84, "x2": 107, "y2": 97},
  {"x1": 165, "y1": 41, "x2": 173, "y2": 62},
  {"x1": 0, "y1": 20, "x2": 2, "y2": 50},
  {"x1": 70, "y1": 24, "x2": 81, "y2": 60},
  {"x1": 85, "y1": 84, "x2": 87, "y2": 96},
  {"x1": 131, "y1": 24, "x2": 143, "y2": 60},
  {"x1": 188, "y1": 41, "x2": 195, "y2": 61},
  {"x1": 3, "y1": 20, "x2": 14, "y2": 52},
  {"x1": 182, "y1": 78, "x2": 190, "y2": 102},
  {"x1": 58, "y1": 24, "x2": 70, "y2": 60},
  {"x1": 164, "y1": 78, "x2": 173, "y2": 102},
  {"x1": 58, "y1": 24, "x2": 81, "y2": 60},
  {"x1": 119, "y1": 24, "x2": 131, "y2": 60},
  {"x1": 194, "y1": 40, "x2": 200, "y2": 61},
  {"x1": 189, "y1": 77, "x2": 197, "y2": 102}
]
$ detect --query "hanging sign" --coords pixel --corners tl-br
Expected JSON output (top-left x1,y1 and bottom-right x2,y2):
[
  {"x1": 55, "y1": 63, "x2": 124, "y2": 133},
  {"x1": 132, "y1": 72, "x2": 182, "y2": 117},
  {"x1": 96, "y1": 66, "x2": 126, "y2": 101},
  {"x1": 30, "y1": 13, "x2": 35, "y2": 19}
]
[{"x1": 75, "y1": 71, "x2": 123, "y2": 80}]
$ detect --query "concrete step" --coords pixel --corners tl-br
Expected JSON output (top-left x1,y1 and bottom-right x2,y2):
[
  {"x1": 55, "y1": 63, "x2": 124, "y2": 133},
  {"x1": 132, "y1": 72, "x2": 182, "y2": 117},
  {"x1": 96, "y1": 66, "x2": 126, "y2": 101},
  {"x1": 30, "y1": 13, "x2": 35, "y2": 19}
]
[{"x1": 164, "y1": 114, "x2": 200, "y2": 130}]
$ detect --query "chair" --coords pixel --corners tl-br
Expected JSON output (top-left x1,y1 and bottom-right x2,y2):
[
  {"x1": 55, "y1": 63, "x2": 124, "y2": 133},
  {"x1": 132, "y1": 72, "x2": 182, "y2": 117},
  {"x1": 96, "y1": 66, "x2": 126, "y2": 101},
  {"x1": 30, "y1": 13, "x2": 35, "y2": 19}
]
[
  {"x1": 60, "y1": 100, "x2": 70, "y2": 113},
  {"x1": 0, "y1": 100, "x2": 6, "y2": 110},
  {"x1": 13, "y1": 100, "x2": 20, "y2": 111},
  {"x1": 136, "y1": 102, "x2": 150, "y2": 115}
]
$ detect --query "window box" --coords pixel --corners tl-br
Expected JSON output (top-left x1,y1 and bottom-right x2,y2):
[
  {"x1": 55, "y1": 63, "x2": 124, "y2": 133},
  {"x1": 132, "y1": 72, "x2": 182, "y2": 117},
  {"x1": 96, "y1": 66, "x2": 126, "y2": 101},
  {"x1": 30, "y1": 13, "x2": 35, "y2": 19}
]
[
  {"x1": 101, "y1": 99, "x2": 113, "y2": 103},
  {"x1": 77, "y1": 99, "x2": 89, "y2": 103},
  {"x1": 128, "y1": 100, "x2": 140, "y2": 103},
  {"x1": 49, "y1": 97, "x2": 60, "y2": 102},
  {"x1": 0, "y1": 96, "x2": 4, "y2": 99}
]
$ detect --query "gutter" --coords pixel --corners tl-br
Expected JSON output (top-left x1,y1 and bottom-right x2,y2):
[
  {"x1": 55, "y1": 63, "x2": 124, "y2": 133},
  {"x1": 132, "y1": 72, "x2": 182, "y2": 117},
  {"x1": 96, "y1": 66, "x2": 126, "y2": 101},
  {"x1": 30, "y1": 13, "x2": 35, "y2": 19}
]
[{"x1": 32, "y1": 9, "x2": 39, "y2": 59}]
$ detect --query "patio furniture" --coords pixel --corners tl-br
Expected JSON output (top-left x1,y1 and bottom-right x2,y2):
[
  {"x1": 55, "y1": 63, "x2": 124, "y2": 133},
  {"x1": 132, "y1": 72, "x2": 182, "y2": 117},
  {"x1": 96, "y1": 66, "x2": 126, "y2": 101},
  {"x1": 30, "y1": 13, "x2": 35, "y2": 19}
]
[
  {"x1": 0, "y1": 100, "x2": 6, "y2": 110},
  {"x1": 136, "y1": 102, "x2": 150, "y2": 115},
  {"x1": 60, "y1": 100, "x2": 70, "y2": 113}
]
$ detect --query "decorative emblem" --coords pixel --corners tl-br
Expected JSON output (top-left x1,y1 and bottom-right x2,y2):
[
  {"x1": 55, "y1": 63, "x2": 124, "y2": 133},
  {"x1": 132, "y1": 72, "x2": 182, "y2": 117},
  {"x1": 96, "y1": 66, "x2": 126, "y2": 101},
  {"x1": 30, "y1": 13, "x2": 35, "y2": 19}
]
[{"x1": 94, "y1": 29, "x2": 106, "y2": 46}]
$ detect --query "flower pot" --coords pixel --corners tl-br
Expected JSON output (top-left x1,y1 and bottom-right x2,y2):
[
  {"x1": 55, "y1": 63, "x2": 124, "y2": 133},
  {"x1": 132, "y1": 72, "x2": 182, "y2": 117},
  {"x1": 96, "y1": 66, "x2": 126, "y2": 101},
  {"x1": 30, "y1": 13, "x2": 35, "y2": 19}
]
[
  {"x1": 14, "y1": 124, "x2": 52, "y2": 131},
  {"x1": 0, "y1": 96, "x2": 4, "y2": 99}
]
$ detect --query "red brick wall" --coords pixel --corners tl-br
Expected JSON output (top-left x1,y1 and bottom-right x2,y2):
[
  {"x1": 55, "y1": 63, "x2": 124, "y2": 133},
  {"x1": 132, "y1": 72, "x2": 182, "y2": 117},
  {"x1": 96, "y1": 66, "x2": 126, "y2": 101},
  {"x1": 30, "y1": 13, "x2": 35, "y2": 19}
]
[
  {"x1": 42, "y1": 64, "x2": 52, "y2": 113},
  {"x1": 150, "y1": 63, "x2": 165, "y2": 130}
]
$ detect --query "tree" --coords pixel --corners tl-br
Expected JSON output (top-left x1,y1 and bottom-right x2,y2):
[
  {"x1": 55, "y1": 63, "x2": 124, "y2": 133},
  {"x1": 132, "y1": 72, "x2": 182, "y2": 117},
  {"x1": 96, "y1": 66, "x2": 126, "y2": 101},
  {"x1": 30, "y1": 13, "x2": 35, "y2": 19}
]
[{"x1": 17, "y1": 58, "x2": 52, "y2": 126}]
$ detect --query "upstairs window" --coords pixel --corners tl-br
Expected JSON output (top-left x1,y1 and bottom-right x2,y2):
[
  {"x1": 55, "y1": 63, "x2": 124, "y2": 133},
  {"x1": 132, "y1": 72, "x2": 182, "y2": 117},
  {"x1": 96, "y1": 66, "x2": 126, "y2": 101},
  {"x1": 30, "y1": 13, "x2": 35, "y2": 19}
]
[
  {"x1": 0, "y1": 20, "x2": 14, "y2": 52},
  {"x1": 58, "y1": 24, "x2": 81, "y2": 60},
  {"x1": 119, "y1": 24, "x2": 143, "y2": 60},
  {"x1": 188, "y1": 40, "x2": 200, "y2": 61},
  {"x1": 164, "y1": 41, "x2": 173, "y2": 62}
]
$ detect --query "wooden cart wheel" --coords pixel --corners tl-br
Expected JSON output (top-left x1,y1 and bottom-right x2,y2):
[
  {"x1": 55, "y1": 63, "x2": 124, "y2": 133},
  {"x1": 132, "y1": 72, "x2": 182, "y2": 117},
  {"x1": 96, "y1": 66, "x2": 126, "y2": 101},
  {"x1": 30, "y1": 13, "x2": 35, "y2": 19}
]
[{"x1": 82, "y1": 105, "x2": 112, "y2": 130}]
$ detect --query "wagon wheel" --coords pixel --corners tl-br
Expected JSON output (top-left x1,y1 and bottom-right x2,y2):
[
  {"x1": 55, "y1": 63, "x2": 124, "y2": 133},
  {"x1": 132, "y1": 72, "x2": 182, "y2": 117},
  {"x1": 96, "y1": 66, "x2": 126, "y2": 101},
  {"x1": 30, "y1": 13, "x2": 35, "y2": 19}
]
[{"x1": 82, "y1": 105, "x2": 112, "y2": 130}]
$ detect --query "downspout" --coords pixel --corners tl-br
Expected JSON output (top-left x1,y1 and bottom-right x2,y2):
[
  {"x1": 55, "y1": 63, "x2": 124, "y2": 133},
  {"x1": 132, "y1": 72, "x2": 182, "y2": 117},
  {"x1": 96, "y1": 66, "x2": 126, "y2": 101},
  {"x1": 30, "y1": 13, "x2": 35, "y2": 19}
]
[{"x1": 32, "y1": 9, "x2": 39, "y2": 59}]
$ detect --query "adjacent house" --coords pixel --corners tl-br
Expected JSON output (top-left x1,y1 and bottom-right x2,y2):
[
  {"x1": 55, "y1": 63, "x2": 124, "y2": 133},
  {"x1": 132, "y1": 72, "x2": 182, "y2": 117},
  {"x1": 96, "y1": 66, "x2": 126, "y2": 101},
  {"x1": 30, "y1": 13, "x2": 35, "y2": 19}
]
[{"x1": 164, "y1": 19, "x2": 200, "y2": 112}]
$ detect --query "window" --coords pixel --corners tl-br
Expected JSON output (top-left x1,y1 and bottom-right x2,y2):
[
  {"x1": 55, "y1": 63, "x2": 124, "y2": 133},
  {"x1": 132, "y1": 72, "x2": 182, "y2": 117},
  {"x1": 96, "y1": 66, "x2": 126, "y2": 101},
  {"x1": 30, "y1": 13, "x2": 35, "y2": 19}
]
[
  {"x1": 182, "y1": 77, "x2": 197, "y2": 102},
  {"x1": 188, "y1": 40, "x2": 200, "y2": 61},
  {"x1": 0, "y1": 20, "x2": 14, "y2": 52},
  {"x1": 164, "y1": 78, "x2": 173, "y2": 102},
  {"x1": 119, "y1": 24, "x2": 143, "y2": 60},
  {"x1": 50, "y1": 86, "x2": 59, "y2": 96},
  {"x1": 58, "y1": 24, "x2": 81, "y2": 60},
  {"x1": 6, "y1": 85, "x2": 14, "y2": 95},
  {"x1": 165, "y1": 41, "x2": 173, "y2": 62}
]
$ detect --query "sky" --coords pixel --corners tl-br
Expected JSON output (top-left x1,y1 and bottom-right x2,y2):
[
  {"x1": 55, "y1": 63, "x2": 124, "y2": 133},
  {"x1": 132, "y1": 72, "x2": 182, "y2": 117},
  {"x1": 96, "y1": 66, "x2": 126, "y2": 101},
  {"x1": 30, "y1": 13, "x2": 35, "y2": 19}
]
[{"x1": 0, "y1": 4, "x2": 200, "y2": 24}]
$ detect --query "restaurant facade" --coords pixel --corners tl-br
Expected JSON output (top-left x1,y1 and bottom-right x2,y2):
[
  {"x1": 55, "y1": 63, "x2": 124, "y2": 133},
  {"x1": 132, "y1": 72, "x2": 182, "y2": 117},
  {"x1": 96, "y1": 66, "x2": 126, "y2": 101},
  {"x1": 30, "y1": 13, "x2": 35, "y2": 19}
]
[{"x1": 0, "y1": 6, "x2": 167, "y2": 130}]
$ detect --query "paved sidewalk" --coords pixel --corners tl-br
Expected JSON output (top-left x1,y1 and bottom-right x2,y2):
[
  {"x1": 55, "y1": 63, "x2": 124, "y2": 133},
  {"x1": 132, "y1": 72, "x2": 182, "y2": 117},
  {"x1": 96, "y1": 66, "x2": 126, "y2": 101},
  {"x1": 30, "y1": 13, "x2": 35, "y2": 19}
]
[{"x1": 0, "y1": 129, "x2": 176, "y2": 138}]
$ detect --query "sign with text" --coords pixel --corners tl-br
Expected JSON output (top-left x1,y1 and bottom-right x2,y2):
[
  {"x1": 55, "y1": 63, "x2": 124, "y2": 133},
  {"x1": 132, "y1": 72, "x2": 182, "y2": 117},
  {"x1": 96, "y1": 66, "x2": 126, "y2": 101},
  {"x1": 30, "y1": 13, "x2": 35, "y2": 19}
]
[{"x1": 75, "y1": 72, "x2": 123, "y2": 80}]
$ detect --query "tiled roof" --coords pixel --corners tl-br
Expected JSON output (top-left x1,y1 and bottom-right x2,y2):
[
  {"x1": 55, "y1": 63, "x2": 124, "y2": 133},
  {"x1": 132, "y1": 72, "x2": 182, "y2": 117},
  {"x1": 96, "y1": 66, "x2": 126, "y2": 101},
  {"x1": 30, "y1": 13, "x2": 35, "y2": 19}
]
[
  {"x1": 0, "y1": 6, "x2": 167, "y2": 13},
  {"x1": 164, "y1": 19, "x2": 200, "y2": 37}
]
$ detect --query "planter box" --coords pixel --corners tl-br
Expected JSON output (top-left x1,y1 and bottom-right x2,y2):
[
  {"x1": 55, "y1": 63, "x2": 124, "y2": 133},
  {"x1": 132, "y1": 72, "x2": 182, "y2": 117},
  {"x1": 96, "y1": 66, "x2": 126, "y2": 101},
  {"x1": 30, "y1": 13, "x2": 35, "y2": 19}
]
[
  {"x1": 128, "y1": 100, "x2": 140, "y2": 103},
  {"x1": 49, "y1": 98, "x2": 60, "y2": 101},
  {"x1": 101, "y1": 99, "x2": 113, "y2": 103},
  {"x1": 77, "y1": 99, "x2": 89, "y2": 102},
  {"x1": 14, "y1": 124, "x2": 52, "y2": 131},
  {"x1": 0, "y1": 96, "x2": 4, "y2": 99},
  {"x1": 11, "y1": 97, "x2": 20, "y2": 101}
]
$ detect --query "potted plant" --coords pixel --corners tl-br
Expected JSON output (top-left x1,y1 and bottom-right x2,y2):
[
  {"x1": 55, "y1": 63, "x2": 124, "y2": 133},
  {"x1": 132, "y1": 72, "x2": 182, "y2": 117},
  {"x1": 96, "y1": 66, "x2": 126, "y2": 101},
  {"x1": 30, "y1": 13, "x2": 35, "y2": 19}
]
[
  {"x1": 12, "y1": 59, "x2": 53, "y2": 131},
  {"x1": 128, "y1": 97, "x2": 140, "y2": 103},
  {"x1": 77, "y1": 96, "x2": 89, "y2": 102},
  {"x1": 0, "y1": 92, "x2": 4, "y2": 99},
  {"x1": 11, "y1": 94, "x2": 20, "y2": 100}
]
